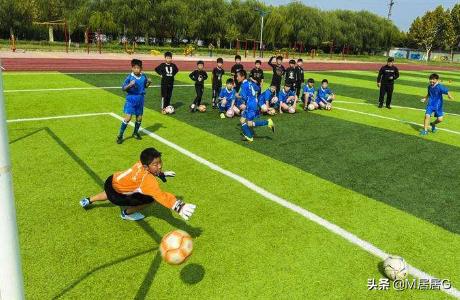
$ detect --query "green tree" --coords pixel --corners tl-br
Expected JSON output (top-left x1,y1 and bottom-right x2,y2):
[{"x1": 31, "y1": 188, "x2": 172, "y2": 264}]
[{"x1": 408, "y1": 11, "x2": 438, "y2": 60}]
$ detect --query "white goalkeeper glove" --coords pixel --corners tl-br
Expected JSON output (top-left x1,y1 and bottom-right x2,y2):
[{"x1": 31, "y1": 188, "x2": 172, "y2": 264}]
[
  {"x1": 173, "y1": 200, "x2": 196, "y2": 221},
  {"x1": 163, "y1": 171, "x2": 176, "y2": 177}
]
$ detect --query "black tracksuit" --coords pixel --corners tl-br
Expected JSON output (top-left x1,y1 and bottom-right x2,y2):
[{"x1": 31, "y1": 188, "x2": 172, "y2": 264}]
[
  {"x1": 189, "y1": 69, "x2": 208, "y2": 106},
  {"x1": 155, "y1": 63, "x2": 179, "y2": 109},
  {"x1": 377, "y1": 65, "x2": 399, "y2": 106},
  {"x1": 249, "y1": 67, "x2": 264, "y2": 94},
  {"x1": 212, "y1": 67, "x2": 225, "y2": 106},
  {"x1": 268, "y1": 57, "x2": 285, "y2": 93},
  {"x1": 295, "y1": 66, "x2": 304, "y2": 97},
  {"x1": 285, "y1": 66, "x2": 297, "y2": 90},
  {"x1": 231, "y1": 63, "x2": 244, "y2": 92}
]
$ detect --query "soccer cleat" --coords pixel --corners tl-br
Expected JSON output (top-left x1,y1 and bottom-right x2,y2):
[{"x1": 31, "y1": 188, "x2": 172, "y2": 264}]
[
  {"x1": 420, "y1": 130, "x2": 429, "y2": 136},
  {"x1": 121, "y1": 210, "x2": 145, "y2": 221},
  {"x1": 386, "y1": 105, "x2": 392, "y2": 109},
  {"x1": 242, "y1": 134, "x2": 254, "y2": 142},
  {"x1": 80, "y1": 197, "x2": 91, "y2": 209},
  {"x1": 220, "y1": 113, "x2": 225, "y2": 119},
  {"x1": 378, "y1": 103, "x2": 383, "y2": 108},
  {"x1": 116, "y1": 135, "x2": 123, "y2": 144},
  {"x1": 132, "y1": 133, "x2": 142, "y2": 140},
  {"x1": 268, "y1": 118, "x2": 275, "y2": 133},
  {"x1": 189, "y1": 104, "x2": 196, "y2": 112},
  {"x1": 430, "y1": 122, "x2": 437, "y2": 133}
]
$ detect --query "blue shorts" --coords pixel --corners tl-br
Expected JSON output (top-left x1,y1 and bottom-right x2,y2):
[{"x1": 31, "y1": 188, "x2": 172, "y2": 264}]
[
  {"x1": 426, "y1": 106, "x2": 443, "y2": 118},
  {"x1": 219, "y1": 101, "x2": 231, "y2": 111},
  {"x1": 235, "y1": 99, "x2": 245, "y2": 108},
  {"x1": 124, "y1": 95, "x2": 144, "y2": 116},
  {"x1": 242, "y1": 109, "x2": 259, "y2": 121}
]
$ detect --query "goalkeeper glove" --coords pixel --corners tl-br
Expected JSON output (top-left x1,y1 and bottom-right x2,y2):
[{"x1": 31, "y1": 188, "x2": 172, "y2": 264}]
[
  {"x1": 158, "y1": 171, "x2": 176, "y2": 182},
  {"x1": 172, "y1": 200, "x2": 196, "y2": 221}
]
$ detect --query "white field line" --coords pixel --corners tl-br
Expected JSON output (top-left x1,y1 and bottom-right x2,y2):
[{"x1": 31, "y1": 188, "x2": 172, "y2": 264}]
[
  {"x1": 334, "y1": 100, "x2": 460, "y2": 117},
  {"x1": 6, "y1": 112, "x2": 111, "y2": 123},
  {"x1": 4, "y1": 84, "x2": 209, "y2": 93},
  {"x1": 110, "y1": 112, "x2": 459, "y2": 299},
  {"x1": 333, "y1": 106, "x2": 460, "y2": 135}
]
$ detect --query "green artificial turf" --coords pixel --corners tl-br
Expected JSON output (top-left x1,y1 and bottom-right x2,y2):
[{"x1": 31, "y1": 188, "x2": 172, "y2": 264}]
[{"x1": 3, "y1": 70, "x2": 459, "y2": 299}]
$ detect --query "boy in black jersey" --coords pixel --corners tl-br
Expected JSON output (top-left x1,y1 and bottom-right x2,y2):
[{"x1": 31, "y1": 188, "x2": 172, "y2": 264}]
[
  {"x1": 249, "y1": 59, "x2": 264, "y2": 95},
  {"x1": 285, "y1": 59, "x2": 297, "y2": 91},
  {"x1": 268, "y1": 55, "x2": 285, "y2": 93},
  {"x1": 231, "y1": 55, "x2": 244, "y2": 92},
  {"x1": 189, "y1": 60, "x2": 208, "y2": 112},
  {"x1": 211, "y1": 57, "x2": 225, "y2": 109},
  {"x1": 295, "y1": 58, "x2": 304, "y2": 98},
  {"x1": 155, "y1": 51, "x2": 179, "y2": 114}
]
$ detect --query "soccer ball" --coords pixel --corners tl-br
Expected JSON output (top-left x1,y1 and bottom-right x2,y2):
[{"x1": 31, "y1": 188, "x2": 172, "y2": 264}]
[
  {"x1": 160, "y1": 230, "x2": 193, "y2": 265},
  {"x1": 288, "y1": 106, "x2": 296, "y2": 114},
  {"x1": 226, "y1": 109, "x2": 234, "y2": 118},
  {"x1": 307, "y1": 103, "x2": 315, "y2": 111},
  {"x1": 198, "y1": 104, "x2": 207, "y2": 112},
  {"x1": 268, "y1": 107, "x2": 276, "y2": 116},
  {"x1": 325, "y1": 103, "x2": 332, "y2": 111},
  {"x1": 383, "y1": 256, "x2": 408, "y2": 280},
  {"x1": 165, "y1": 105, "x2": 175, "y2": 114}
]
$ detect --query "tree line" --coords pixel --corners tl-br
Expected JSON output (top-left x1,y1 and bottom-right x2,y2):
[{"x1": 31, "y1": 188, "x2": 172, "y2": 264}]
[{"x1": 3, "y1": 0, "x2": 455, "y2": 55}]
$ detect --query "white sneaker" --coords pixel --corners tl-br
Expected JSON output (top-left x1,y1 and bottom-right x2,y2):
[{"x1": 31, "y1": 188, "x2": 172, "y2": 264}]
[{"x1": 121, "y1": 210, "x2": 145, "y2": 221}]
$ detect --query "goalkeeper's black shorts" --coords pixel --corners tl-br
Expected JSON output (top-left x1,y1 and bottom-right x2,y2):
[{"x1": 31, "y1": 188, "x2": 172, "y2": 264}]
[{"x1": 104, "y1": 175, "x2": 154, "y2": 206}]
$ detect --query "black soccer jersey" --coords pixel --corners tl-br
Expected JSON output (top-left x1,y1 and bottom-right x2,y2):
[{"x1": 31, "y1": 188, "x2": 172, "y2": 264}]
[
  {"x1": 268, "y1": 57, "x2": 285, "y2": 85},
  {"x1": 231, "y1": 63, "x2": 244, "y2": 80},
  {"x1": 189, "y1": 70, "x2": 208, "y2": 86},
  {"x1": 285, "y1": 67, "x2": 297, "y2": 85},
  {"x1": 212, "y1": 67, "x2": 225, "y2": 87},
  {"x1": 249, "y1": 68, "x2": 264, "y2": 85},
  {"x1": 155, "y1": 63, "x2": 179, "y2": 85}
]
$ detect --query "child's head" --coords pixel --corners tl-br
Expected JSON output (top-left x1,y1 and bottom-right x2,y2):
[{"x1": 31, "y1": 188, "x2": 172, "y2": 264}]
[
  {"x1": 307, "y1": 78, "x2": 315, "y2": 87},
  {"x1": 235, "y1": 55, "x2": 241, "y2": 63},
  {"x1": 217, "y1": 57, "x2": 223, "y2": 67},
  {"x1": 226, "y1": 78, "x2": 234, "y2": 89},
  {"x1": 197, "y1": 60, "x2": 204, "y2": 70},
  {"x1": 255, "y1": 60, "x2": 261, "y2": 68},
  {"x1": 140, "y1": 147, "x2": 162, "y2": 175},
  {"x1": 236, "y1": 70, "x2": 247, "y2": 83},
  {"x1": 164, "y1": 51, "x2": 172, "y2": 63},
  {"x1": 270, "y1": 85, "x2": 277, "y2": 93},
  {"x1": 387, "y1": 57, "x2": 394, "y2": 67},
  {"x1": 131, "y1": 59, "x2": 143, "y2": 75},
  {"x1": 321, "y1": 79, "x2": 329, "y2": 88},
  {"x1": 276, "y1": 56, "x2": 283, "y2": 64},
  {"x1": 429, "y1": 73, "x2": 439, "y2": 86},
  {"x1": 284, "y1": 83, "x2": 292, "y2": 92},
  {"x1": 289, "y1": 59, "x2": 296, "y2": 67},
  {"x1": 297, "y1": 58, "x2": 303, "y2": 67}
]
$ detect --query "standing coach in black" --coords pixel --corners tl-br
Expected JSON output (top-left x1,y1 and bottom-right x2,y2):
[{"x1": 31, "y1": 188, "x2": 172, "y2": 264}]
[{"x1": 377, "y1": 57, "x2": 399, "y2": 109}]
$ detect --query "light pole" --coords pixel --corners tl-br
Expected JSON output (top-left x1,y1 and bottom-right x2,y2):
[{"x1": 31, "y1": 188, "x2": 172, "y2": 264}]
[{"x1": 255, "y1": 8, "x2": 269, "y2": 58}]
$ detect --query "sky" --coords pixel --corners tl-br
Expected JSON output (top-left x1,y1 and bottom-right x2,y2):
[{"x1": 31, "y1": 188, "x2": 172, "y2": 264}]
[{"x1": 263, "y1": 0, "x2": 459, "y2": 31}]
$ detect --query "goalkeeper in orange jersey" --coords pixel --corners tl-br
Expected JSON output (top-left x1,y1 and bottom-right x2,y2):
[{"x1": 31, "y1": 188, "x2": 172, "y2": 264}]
[{"x1": 79, "y1": 148, "x2": 196, "y2": 221}]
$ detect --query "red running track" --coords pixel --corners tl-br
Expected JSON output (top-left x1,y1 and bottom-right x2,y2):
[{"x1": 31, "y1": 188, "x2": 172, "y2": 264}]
[{"x1": 1, "y1": 58, "x2": 458, "y2": 72}]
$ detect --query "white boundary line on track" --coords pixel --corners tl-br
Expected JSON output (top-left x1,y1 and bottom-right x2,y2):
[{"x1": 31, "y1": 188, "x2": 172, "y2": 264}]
[
  {"x1": 332, "y1": 106, "x2": 460, "y2": 135},
  {"x1": 335, "y1": 100, "x2": 460, "y2": 117},
  {"x1": 5, "y1": 111, "x2": 460, "y2": 298},
  {"x1": 3, "y1": 84, "x2": 209, "y2": 93}
]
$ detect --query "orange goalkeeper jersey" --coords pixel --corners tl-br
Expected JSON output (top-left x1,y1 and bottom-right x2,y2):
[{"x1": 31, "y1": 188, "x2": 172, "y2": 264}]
[{"x1": 112, "y1": 161, "x2": 176, "y2": 209}]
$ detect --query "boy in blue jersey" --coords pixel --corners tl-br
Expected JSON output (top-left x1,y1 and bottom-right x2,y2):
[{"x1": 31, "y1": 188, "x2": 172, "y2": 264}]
[
  {"x1": 303, "y1": 78, "x2": 315, "y2": 110},
  {"x1": 278, "y1": 83, "x2": 297, "y2": 114},
  {"x1": 117, "y1": 59, "x2": 152, "y2": 144},
  {"x1": 218, "y1": 78, "x2": 237, "y2": 118},
  {"x1": 313, "y1": 79, "x2": 335, "y2": 110},
  {"x1": 420, "y1": 73, "x2": 454, "y2": 135},
  {"x1": 236, "y1": 70, "x2": 275, "y2": 142},
  {"x1": 258, "y1": 85, "x2": 278, "y2": 115}
]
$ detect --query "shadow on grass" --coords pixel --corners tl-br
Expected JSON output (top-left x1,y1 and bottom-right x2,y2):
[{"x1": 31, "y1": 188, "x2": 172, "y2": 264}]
[
  {"x1": 52, "y1": 247, "x2": 157, "y2": 299},
  {"x1": 181, "y1": 263, "x2": 205, "y2": 285}
]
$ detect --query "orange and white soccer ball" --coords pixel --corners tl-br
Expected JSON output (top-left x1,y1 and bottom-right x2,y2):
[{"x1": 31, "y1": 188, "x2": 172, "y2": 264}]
[
  {"x1": 160, "y1": 230, "x2": 193, "y2": 265},
  {"x1": 165, "y1": 105, "x2": 175, "y2": 114},
  {"x1": 288, "y1": 106, "x2": 296, "y2": 114},
  {"x1": 226, "y1": 109, "x2": 235, "y2": 118},
  {"x1": 198, "y1": 104, "x2": 207, "y2": 112}
]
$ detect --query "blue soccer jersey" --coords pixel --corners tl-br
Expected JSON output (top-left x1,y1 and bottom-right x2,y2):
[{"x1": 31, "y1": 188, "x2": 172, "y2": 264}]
[
  {"x1": 258, "y1": 88, "x2": 276, "y2": 107},
  {"x1": 239, "y1": 80, "x2": 260, "y2": 112},
  {"x1": 426, "y1": 83, "x2": 449, "y2": 117},
  {"x1": 122, "y1": 72, "x2": 149, "y2": 115},
  {"x1": 278, "y1": 88, "x2": 296, "y2": 104},
  {"x1": 303, "y1": 85, "x2": 315, "y2": 103},
  {"x1": 316, "y1": 87, "x2": 333, "y2": 103},
  {"x1": 219, "y1": 87, "x2": 236, "y2": 110}
]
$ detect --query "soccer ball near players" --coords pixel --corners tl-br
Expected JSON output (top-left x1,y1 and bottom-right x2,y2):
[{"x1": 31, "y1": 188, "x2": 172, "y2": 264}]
[
  {"x1": 325, "y1": 103, "x2": 332, "y2": 111},
  {"x1": 160, "y1": 230, "x2": 193, "y2": 265},
  {"x1": 226, "y1": 109, "x2": 234, "y2": 118},
  {"x1": 198, "y1": 104, "x2": 207, "y2": 112},
  {"x1": 307, "y1": 103, "x2": 315, "y2": 111},
  {"x1": 383, "y1": 256, "x2": 408, "y2": 280},
  {"x1": 288, "y1": 106, "x2": 296, "y2": 114},
  {"x1": 165, "y1": 105, "x2": 175, "y2": 114}
]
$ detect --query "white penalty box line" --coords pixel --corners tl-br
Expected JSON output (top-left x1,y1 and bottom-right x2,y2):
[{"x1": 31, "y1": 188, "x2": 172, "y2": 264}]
[
  {"x1": 6, "y1": 111, "x2": 460, "y2": 298},
  {"x1": 3, "y1": 84, "x2": 210, "y2": 93}
]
